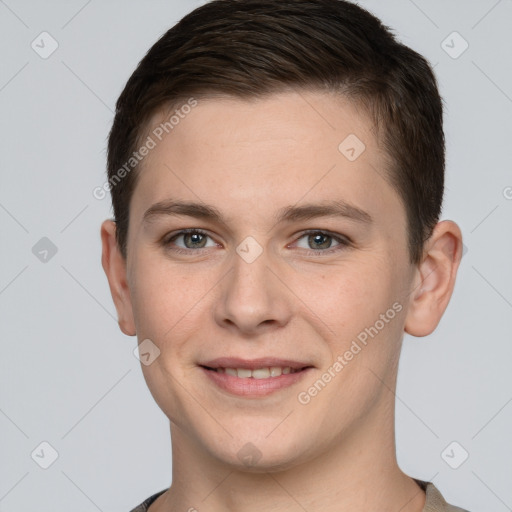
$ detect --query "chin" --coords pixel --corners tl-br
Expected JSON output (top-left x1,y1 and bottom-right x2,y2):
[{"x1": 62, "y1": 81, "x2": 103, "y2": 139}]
[{"x1": 205, "y1": 431, "x2": 316, "y2": 473}]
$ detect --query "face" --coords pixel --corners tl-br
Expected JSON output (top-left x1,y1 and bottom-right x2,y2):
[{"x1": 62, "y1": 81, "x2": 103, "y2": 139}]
[{"x1": 118, "y1": 90, "x2": 418, "y2": 470}]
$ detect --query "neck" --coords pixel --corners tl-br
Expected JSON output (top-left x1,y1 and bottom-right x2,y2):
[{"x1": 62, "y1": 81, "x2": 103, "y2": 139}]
[{"x1": 150, "y1": 397, "x2": 425, "y2": 512}]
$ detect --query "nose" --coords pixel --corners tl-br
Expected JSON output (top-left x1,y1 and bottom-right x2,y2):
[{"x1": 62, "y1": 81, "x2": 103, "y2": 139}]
[{"x1": 213, "y1": 246, "x2": 293, "y2": 336}]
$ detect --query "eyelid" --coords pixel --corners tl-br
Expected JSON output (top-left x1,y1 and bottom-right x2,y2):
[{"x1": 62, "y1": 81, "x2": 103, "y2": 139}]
[{"x1": 292, "y1": 229, "x2": 351, "y2": 244}]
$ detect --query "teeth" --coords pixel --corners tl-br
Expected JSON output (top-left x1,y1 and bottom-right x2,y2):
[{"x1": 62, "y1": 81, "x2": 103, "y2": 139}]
[
  {"x1": 215, "y1": 366, "x2": 298, "y2": 378},
  {"x1": 270, "y1": 366, "x2": 282, "y2": 377},
  {"x1": 252, "y1": 368, "x2": 270, "y2": 379}
]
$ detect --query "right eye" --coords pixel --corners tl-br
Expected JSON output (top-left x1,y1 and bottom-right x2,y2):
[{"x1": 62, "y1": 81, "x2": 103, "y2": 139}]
[{"x1": 163, "y1": 229, "x2": 219, "y2": 253}]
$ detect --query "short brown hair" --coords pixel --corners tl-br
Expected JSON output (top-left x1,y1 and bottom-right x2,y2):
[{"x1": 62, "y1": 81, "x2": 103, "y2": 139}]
[{"x1": 107, "y1": 0, "x2": 444, "y2": 264}]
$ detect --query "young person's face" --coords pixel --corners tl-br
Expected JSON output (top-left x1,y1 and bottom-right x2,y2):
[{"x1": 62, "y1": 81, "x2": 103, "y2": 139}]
[{"x1": 102, "y1": 90, "x2": 459, "y2": 470}]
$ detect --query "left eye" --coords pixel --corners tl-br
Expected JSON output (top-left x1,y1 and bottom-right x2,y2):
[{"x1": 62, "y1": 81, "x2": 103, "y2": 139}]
[{"x1": 293, "y1": 231, "x2": 348, "y2": 252}]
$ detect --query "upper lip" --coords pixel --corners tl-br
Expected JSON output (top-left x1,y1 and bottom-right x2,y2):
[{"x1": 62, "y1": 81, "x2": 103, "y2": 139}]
[{"x1": 200, "y1": 357, "x2": 313, "y2": 370}]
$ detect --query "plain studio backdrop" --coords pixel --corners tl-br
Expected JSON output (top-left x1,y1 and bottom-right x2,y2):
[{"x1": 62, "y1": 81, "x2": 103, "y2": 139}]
[{"x1": 0, "y1": 1, "x2": 511, "y2": 511}]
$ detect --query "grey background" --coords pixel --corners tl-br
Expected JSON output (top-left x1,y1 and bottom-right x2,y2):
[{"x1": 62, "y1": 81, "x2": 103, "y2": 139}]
[{"x1": 0, "y1": 0, "x2": 511, "y2": 510}]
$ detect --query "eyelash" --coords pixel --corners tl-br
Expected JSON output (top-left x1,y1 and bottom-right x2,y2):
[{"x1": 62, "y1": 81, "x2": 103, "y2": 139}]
[{"x1": 163, "y1": 228, "x2": 351, "y2": 256}]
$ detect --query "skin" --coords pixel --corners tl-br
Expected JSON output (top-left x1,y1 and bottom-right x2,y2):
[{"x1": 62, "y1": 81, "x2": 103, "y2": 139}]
[{"x1": 101, "y1": 90, "x2": 462, "y2": 512}]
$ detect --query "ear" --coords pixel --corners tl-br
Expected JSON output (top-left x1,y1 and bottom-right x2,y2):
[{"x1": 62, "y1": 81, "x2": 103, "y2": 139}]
[
  {"x1": 404, "y1": 220, "x2": 463, "y2": 337},
  {"x1": 100, "y1": 220, "x2": 136, "y2": 336}
]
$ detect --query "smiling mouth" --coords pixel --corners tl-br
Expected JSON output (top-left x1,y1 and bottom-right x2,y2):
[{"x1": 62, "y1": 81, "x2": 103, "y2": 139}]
[
  {"x1": 201, "y1": 365, "x2": 310, "y2": 378},
  {"x1": 199, "y1": 363, "x2": 314, "y2": 397}
]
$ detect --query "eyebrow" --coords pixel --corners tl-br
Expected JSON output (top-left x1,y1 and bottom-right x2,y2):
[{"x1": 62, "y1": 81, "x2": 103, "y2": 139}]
[{"x1": 142, "y1": 199, "x2": 373, "y2": 225}]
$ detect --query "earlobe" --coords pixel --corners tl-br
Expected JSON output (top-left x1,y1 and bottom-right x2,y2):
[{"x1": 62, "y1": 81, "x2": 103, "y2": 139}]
[
  {"x1": 404, "y1": 220, "x2": 463, "y2": 337},
  {"x1": 100, "y1": 220, "x2": 137, "y2": 336}
]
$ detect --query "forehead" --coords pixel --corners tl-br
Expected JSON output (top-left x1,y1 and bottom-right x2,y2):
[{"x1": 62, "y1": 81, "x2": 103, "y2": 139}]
[
  {"x1": 130, "y1": 90, "x2": 403, "y2": 233},
  {"x1": 144, "y1": 90, "x2": 375, "y2": 165}
]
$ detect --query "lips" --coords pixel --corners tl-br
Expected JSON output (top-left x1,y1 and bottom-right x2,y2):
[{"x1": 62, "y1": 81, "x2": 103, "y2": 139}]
[{"x1": 199, "y1": 357, "x2": 314, "y2": 396}]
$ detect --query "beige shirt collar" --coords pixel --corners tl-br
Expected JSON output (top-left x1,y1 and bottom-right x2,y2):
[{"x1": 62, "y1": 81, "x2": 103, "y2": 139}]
[
  {"x1": 131, "y1": 479, "x2": 470, "y2": 512},
  {"x1": 414, "y1": 478, "x2": 469, "y2": 512}
]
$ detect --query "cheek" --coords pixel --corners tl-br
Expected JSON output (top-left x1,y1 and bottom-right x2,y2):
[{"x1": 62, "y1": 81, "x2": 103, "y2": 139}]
[
  {"x1": 130, "y1": 274, "x2": 171, "y2": 340},
  {"x1": 130, "y1": 262, "x2": 207, "y2": 424},
  {"x1": 297, "y1": 256, "x2": 407, "y2": 364},
  {"x1": 129, "y1": 258, "x2": 221, "y2": 380},
  {"x1": 129, "y1": 254, "x2": 201, "y2": 338},
  {"x1": 302, "y1": 260, "x2": 394, "y2": 323}
]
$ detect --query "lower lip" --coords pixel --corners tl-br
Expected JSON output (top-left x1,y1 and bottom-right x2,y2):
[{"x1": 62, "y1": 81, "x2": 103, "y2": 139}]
[{"x1": 201, "y1": 367, "x2": 313, "y2": 397}]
